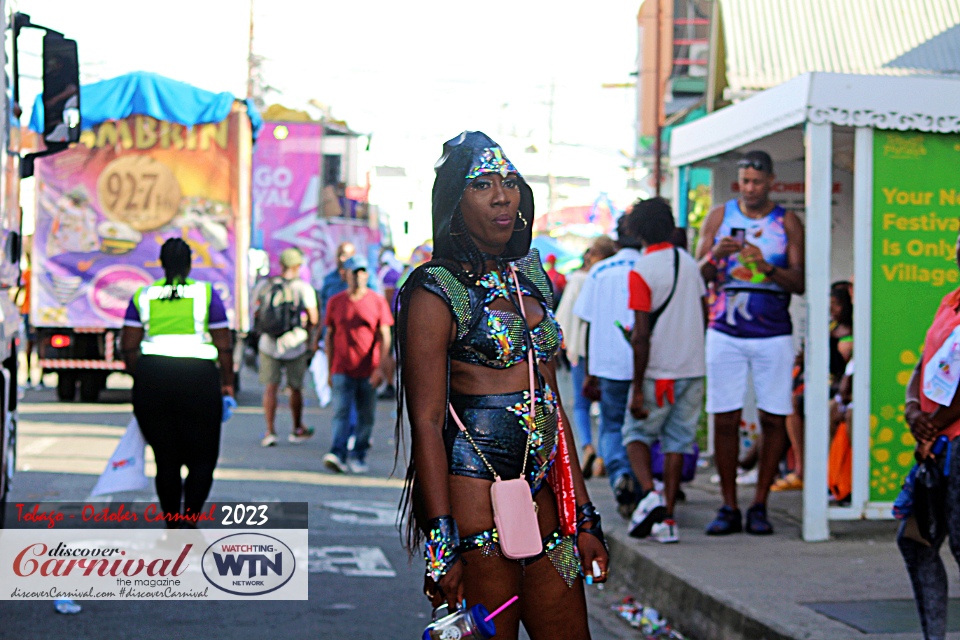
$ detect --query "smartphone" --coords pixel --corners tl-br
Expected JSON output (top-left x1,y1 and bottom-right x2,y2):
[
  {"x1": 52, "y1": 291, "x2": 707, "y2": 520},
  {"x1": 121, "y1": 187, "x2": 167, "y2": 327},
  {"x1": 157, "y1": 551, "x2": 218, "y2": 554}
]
[{"x1": 731, "y1": 228, "x2": 746, "y2": 245}]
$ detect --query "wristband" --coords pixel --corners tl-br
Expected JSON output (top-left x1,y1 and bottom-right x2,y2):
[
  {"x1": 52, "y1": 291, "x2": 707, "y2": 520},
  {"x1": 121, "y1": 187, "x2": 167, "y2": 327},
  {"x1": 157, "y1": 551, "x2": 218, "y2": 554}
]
[
  {"x1": 906, "y1": 398, "x2": 921, "y2": 407},
  {"x1": 706, "y1": 251, "x2": 717, "y2": 266},
  {"x1": 424, "y1": 515, "x2": 461, "y2": 583},
  {"x1": 576, "y1": 502, "x2": 607, "y2": 549}
]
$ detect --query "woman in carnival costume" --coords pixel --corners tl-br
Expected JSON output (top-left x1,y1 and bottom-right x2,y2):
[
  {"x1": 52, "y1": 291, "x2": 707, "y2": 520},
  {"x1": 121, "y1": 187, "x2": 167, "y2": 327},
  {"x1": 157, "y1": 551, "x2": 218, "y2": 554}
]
[{"x1": 395, "y1": 131, "x2": 608, "y2": 638}]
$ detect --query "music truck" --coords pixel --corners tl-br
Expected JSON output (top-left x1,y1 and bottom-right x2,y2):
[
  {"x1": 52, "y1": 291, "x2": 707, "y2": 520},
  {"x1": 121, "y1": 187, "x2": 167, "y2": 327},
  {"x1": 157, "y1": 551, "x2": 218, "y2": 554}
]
[{"x1": 29, "y1": 72, "x2": 256, "y2": 402}]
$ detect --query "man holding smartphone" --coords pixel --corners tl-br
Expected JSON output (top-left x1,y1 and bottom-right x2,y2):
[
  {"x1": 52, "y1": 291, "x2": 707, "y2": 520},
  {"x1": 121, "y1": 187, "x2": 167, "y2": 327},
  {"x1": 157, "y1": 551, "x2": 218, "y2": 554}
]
[{"x1": 695, "y1": 150, "x2": 805, "y2": 536}]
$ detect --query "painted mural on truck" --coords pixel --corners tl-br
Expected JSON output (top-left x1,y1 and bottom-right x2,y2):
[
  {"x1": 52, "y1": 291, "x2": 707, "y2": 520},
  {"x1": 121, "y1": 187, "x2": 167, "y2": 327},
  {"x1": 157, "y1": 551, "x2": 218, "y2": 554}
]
[
  {"x1": 253, "y1": 121, "x2": 379, "y2": 289},
  {"x1": 32, "y1": 111, "x2": 249, "y2": 329}
]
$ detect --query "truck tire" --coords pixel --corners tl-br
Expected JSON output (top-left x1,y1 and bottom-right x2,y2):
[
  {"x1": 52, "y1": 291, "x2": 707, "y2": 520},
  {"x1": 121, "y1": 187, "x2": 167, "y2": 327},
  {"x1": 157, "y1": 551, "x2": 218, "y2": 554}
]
[
  {"x1": 56, "y1": 372, "x2": 78, "y2": 402},
  {"x1": 79, "y1": 373, "x2": 100, "y2": 403}
]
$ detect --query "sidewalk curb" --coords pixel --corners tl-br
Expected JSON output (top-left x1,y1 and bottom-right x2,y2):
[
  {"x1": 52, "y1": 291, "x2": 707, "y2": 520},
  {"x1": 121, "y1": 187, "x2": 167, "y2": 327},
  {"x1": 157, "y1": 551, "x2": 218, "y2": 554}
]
[{"x1": 607, "y1": 532, "x2": 797, "y2": 640}]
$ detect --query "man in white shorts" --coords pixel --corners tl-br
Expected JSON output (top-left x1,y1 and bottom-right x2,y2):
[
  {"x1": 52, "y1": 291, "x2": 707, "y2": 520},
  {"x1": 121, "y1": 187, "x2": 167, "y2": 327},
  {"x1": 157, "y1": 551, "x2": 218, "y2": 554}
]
[{"x1": 695, "y1": 150, "x2": 805, "y2": 536}]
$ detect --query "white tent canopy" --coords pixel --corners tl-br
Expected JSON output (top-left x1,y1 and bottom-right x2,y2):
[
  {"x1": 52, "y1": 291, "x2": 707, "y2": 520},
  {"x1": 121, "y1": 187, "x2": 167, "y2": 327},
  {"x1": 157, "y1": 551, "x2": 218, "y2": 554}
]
[
  {"x1": 673, "y1": 72, "x2": 960, "y2": 166},
  {"x1": 670, "y1": 71, "x2": 960, "y2": 541}
]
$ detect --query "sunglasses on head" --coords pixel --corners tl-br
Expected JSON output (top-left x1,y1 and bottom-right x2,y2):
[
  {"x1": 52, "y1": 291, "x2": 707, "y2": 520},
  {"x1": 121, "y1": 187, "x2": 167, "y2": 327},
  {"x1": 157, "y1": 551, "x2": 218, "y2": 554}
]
[{"x1": 738, "y1": 158, "x2": 770, "y2": 172}]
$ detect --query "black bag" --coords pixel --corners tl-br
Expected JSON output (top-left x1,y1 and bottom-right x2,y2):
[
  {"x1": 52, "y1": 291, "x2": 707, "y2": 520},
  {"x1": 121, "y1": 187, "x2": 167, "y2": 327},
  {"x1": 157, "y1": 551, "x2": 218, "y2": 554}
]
[
  {"x1": 913, "y1": 456, "x2": 947, "y2": 545},
  {"x1": 648, "y1": 248, "x2": 679, "y2": 331},
  {"x1": 255, "y1": 277, "x2": 302, "y2": 338}
]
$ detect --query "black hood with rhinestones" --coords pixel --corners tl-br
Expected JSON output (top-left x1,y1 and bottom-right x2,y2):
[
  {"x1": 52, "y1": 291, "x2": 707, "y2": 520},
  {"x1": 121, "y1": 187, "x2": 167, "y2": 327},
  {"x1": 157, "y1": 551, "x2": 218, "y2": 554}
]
[{"x1": 432, "y1": 131, "x2": 534, "y2": 263}]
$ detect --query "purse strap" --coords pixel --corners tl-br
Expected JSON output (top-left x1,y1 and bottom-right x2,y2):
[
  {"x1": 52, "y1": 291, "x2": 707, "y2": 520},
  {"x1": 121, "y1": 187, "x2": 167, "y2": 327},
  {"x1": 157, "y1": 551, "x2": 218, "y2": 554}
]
[{"x1": 448, "y1": 264, "x2": 537, "y2": 482}]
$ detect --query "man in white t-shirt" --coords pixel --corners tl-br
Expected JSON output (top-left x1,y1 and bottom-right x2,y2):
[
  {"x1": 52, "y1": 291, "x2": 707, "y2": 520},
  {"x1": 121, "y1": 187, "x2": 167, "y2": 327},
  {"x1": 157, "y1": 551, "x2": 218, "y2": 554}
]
[
  {"x1": 574, "y1": 216, "x2": 643, "y2": 517},
  {"x1": 621, "y1": 198, "x2": 707, "y2": 544}
]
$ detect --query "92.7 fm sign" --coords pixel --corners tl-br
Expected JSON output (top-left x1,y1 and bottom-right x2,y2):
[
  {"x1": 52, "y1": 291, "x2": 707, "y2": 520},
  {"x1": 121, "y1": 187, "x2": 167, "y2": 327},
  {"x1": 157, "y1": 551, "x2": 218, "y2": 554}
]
[{"x1": 96, "y1": 155, "x2": 181, "y2": 232}]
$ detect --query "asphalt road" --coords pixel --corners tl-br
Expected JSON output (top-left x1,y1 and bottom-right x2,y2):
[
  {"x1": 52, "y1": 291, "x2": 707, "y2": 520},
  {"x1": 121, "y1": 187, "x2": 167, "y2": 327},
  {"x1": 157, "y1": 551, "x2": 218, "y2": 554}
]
[{"x1": 0, "y1": 366, "x2": 639, "y2": 640}]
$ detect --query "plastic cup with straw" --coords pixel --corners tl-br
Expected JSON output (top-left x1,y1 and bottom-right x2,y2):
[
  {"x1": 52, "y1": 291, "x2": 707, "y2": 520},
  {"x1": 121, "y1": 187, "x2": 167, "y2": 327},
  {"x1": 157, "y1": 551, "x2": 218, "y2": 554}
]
[
  {"x1": 485, "y1": 595, "x2": 519, "y2": 623},
  {"x1": 422, "y1": 595, "x2": 518, "y2": 640}
]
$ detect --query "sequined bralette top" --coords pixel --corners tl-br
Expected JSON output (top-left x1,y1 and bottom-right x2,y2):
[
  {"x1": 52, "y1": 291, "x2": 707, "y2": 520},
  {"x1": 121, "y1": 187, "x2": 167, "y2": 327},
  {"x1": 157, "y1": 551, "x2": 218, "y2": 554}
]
[{"x1": 418, "y1": 249, "x2": 564, "y2": 368}]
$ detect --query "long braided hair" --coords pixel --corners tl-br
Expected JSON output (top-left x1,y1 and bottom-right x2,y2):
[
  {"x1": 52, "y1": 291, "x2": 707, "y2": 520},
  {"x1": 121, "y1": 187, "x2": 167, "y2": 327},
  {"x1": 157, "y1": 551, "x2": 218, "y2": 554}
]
[
  {"x1": 393, "y1": 206, "x2": 508, "y2": 553},
  {"x1": 158, "y1": 238, "x2": 192, "y2": 300}
]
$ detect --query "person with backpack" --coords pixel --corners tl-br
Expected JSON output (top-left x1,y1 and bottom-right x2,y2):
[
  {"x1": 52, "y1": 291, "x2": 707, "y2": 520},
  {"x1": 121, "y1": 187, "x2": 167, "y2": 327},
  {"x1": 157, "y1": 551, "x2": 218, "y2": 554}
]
[{"x1": 256, "y1": 247, "x2": 319, "y2": 447}]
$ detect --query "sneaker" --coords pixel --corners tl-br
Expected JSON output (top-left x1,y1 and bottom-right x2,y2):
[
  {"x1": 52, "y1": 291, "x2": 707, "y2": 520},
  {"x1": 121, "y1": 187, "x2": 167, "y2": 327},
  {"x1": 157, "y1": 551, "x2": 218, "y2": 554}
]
[
  {"x1": 260, "y1": 433, "x2": 278, "y2": 447},
  {"x1": 745, "y1": 503, "x2": 774, "y2": 535},
  {"x1": 650, "y1": 518, "x2": 679, "y2": 543},
  {"x1": 347, "y1": 459, "x2": 369, "y2": 474},
  {"x1": 629, "y1": 490, "x2": 666, "y2": 538},
  {"x1": 705, "y1": 505, "x2": 743, "y2": 535},
  {"x1": 288, "y1": 427, "x2": 314, "y2": 444},
  {"x1": 323, "y1": 453, "x2": 348, "y2": 474},
  {"x1": 614, "y1": 474, "x2": 640, "y2": 519}
]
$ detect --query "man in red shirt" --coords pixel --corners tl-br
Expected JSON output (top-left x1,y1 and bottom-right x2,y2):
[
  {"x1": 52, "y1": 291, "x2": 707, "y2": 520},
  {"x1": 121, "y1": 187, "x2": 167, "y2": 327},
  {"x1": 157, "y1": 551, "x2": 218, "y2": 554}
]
[
  {"x1": 544, "y1": 253, "x2": 567, "y2": 302},
  {"x1": 322, "y1": 255, "x2": 394, "y2": 474}
]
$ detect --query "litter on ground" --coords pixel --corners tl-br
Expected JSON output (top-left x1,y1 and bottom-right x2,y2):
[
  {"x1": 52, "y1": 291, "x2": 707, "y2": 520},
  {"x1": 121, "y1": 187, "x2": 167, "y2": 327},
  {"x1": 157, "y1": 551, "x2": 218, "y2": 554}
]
[{"x1": 611, "y1": 597, "x2": 687, "y2": 638}]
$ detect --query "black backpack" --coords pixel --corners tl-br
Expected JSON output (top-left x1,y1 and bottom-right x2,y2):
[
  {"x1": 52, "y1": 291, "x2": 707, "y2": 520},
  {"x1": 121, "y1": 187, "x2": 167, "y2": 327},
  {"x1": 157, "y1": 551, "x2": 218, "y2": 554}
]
[{"x1": 255, "y1": 277, "x2": 303, "y2": 338}]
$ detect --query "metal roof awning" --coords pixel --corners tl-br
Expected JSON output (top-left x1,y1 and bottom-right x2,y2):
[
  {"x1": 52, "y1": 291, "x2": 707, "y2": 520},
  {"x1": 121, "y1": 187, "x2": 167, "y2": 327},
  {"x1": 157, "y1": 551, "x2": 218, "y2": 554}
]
[
  {"x1": 718, "y1": 0, "x2": 960, "y2": 93},
  {"x1": 671, "y1": 71, "x2": 960, "y2": 167}
]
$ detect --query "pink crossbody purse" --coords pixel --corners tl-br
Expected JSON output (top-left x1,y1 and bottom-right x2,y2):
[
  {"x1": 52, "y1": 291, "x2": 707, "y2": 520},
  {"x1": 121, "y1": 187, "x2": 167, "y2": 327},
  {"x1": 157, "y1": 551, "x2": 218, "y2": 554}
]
[{"x1": 447, "y1": 267, "x2": 543, "y2": 559}]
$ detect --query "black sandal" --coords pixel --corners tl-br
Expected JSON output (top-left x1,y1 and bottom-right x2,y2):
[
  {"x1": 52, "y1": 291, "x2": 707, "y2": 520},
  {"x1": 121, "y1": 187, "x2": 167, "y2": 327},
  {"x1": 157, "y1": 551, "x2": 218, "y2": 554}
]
[{"x1": 581, "y1": 451, "x2": 597, "y2": 479}]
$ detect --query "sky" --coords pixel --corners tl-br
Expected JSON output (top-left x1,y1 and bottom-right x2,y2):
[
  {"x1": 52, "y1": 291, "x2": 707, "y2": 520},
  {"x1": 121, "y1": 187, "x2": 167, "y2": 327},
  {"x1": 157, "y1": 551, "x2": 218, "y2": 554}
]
[{"x1": 13, "y1": 0, "x2": 643, "y2": 252}]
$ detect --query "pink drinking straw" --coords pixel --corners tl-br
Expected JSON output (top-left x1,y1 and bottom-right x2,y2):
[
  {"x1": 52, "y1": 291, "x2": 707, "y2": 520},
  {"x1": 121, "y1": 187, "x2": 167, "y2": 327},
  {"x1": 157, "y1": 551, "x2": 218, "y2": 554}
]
[{"x1": 484, "y1": 595, "x2": 519, "y2": 623}]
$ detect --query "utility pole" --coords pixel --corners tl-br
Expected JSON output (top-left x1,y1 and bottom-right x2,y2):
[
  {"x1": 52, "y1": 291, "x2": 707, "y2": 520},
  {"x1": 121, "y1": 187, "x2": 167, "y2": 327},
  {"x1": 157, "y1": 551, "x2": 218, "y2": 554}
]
[
  {"x1": 546, "y1": 78, "x2": 556, "y2": 230},
  {"x1": 245, "y1": 0, "x2": 266, "y2": 109},
  {"x1": 653, "y1": 0, "x2": 663, "y2": 197},
  {"x1": 246, "y1": 0, "x2": 255, "y2": 99}
]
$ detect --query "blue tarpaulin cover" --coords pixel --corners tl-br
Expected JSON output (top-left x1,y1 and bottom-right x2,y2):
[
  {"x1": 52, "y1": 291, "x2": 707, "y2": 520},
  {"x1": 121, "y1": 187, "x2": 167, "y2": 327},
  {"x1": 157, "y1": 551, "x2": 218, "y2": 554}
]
[{"x1": 28, "y1": 71, "x2": 262, "y2": 138}]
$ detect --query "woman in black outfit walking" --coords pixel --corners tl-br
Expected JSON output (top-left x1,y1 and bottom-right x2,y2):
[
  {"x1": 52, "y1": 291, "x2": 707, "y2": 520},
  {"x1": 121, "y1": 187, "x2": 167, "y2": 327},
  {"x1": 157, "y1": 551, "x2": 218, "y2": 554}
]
[{"x1": 120, "y1": 238, "x2": 234, "y2": 526}]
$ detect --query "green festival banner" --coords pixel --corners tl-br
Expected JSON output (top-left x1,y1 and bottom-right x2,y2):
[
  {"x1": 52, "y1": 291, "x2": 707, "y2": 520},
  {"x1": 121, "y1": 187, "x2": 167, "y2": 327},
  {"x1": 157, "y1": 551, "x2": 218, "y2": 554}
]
[{"x1": 870, "y1": 130, "x2": 960, "y2": 502}]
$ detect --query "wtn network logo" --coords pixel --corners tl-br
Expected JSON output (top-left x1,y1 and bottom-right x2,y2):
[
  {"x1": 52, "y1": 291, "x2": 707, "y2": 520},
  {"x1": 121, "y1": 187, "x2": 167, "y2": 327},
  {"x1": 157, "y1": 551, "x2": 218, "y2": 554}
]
[
  {"x1": 213, "y1": 546, "x2": 282, "y2": 578},
  {"x1": 202, "y1": 533, "x2": 296, "y2": 596}
]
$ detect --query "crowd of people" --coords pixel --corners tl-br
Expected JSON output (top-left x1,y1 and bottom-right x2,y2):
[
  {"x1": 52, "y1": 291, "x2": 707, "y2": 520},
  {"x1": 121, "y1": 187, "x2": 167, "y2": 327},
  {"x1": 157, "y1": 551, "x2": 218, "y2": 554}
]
[
  {"x1": 552, "y1": 149, "x2": 851, "y2": 543},
  {"x1": 248, "y1": 240, "x2": 397, "y2": 474}
]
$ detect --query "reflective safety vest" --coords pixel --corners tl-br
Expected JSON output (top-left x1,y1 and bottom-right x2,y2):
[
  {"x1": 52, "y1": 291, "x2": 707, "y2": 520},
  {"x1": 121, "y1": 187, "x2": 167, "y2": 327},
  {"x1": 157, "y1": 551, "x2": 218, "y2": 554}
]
[{"x1": 134, "y1": 279, "x2": 218, "y2": 360}]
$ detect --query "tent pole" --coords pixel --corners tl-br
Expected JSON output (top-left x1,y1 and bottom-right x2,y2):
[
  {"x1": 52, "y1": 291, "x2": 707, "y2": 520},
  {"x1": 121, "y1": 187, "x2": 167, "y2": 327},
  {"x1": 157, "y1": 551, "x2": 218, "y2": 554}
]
[
  {"x1": 676, "y1": 165, "x2": 690, "y2": 227},
  {"x1": 851, "y1": 126, "x2": 873, "y2": 515},
  {"x1": 802, "y1": 121, "x2": 832, "y2": 542}
]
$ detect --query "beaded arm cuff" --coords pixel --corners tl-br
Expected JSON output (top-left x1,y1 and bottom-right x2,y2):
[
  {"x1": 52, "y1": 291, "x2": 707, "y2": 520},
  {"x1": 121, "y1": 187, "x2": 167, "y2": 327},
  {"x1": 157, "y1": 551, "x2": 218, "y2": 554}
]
[
  {"x1": 424, "y1": 516, "x2": 461, "y2": 583},
  {"x1": 576, "y1": 502, "x2": 606, "y2": 548}
]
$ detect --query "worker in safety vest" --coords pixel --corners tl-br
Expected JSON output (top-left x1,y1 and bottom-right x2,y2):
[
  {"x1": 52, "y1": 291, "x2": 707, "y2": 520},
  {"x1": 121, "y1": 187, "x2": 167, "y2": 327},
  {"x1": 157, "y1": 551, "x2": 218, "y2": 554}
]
[{"x1": 120, "y1": 238, "x2": 234, "y2": 528}]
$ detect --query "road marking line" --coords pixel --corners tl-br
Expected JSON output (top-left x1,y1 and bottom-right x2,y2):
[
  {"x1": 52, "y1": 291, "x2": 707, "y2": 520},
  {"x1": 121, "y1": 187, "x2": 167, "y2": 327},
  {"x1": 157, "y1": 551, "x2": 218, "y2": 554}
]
[
  {"x1": 15, "y1": 456, "x2": 404, "y2": 489},
  {"x1": 17, "y1": 437, "x2": 59, "y2": 456},
  {"x1": 322, "y1": 500, "x2": 397, "y2": 526},
  {"x1": 19, "y1": 405, "x2": 134, "y2": 414},
  {"x1": 19, "y1": 422, "x2": 127, "y2": 436},
  {"x1": 308, "y1": 546, "x2": 396, "y2": 577},
  {"x1": 214, "y1": 468, "x2": 404, "y2": 489}
]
